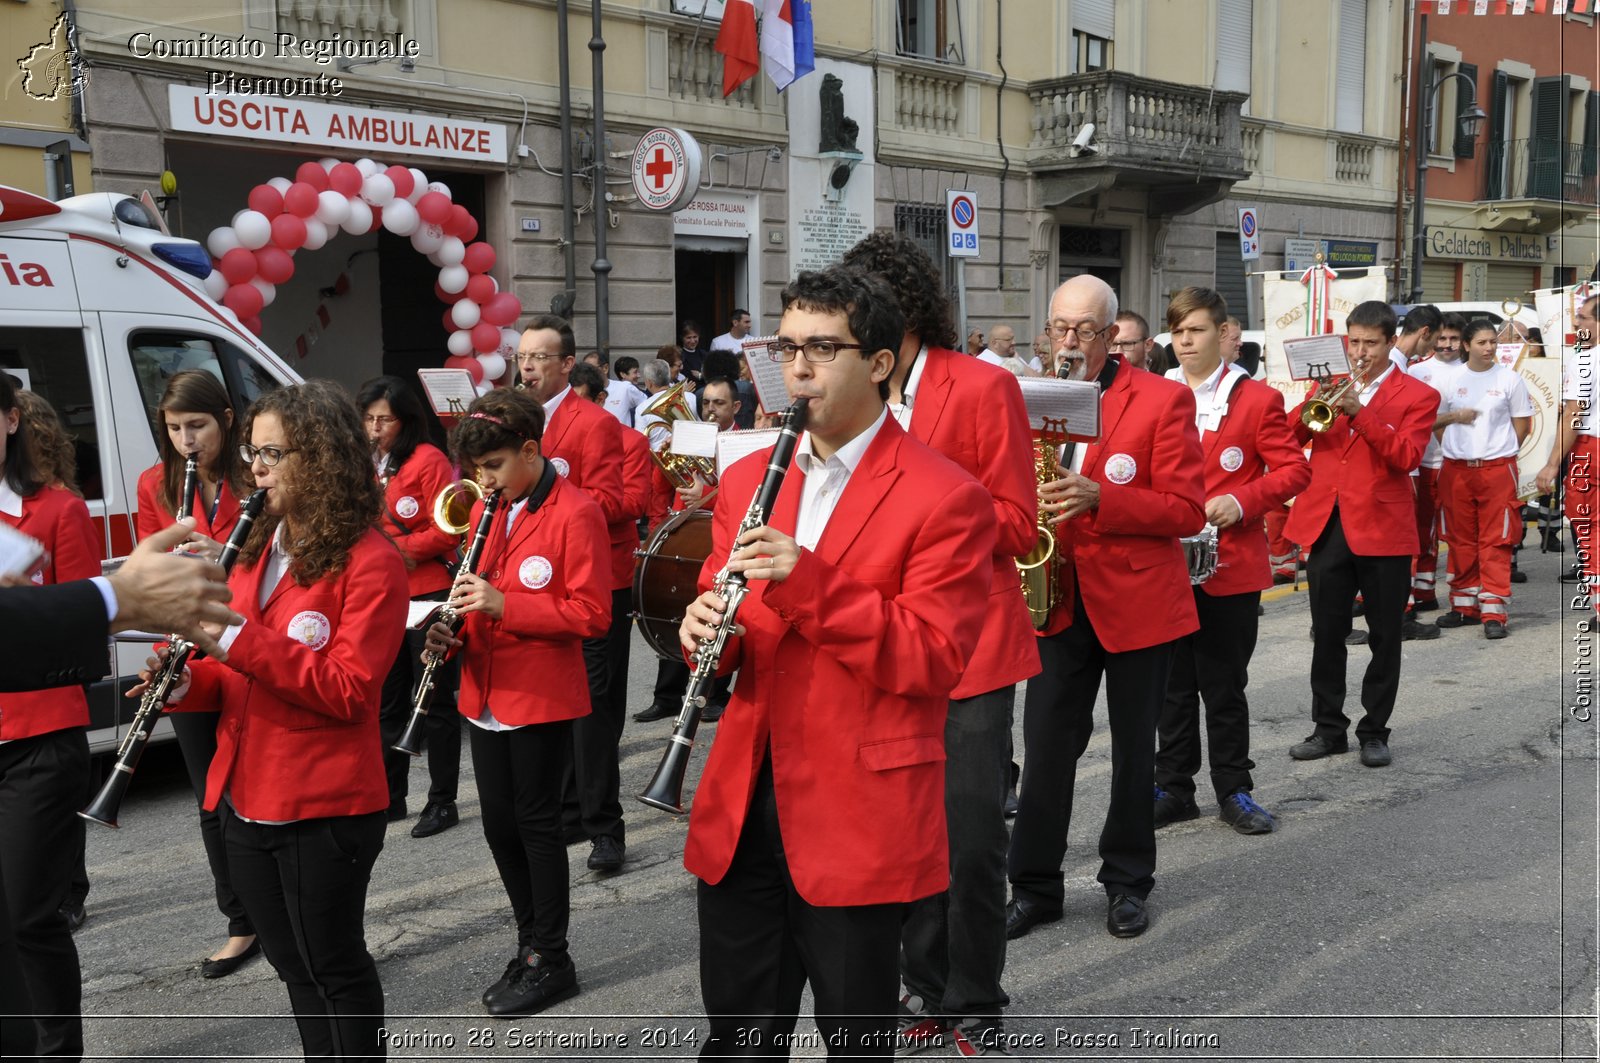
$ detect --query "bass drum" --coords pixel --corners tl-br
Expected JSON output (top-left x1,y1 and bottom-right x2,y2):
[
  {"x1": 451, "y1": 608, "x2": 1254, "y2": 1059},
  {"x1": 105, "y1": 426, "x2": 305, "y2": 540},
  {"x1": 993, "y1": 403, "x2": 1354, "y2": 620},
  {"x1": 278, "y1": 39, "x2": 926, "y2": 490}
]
[{"x1": 633, "y1": 506, "x2": 715, "y2": 662}]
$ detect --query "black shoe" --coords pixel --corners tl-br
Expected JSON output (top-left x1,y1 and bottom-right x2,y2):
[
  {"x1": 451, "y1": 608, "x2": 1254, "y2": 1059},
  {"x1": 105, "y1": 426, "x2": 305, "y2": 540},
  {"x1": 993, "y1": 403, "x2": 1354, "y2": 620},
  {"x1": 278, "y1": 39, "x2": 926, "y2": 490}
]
[
  {"x1": 632, "y1": 703, "x2": 675, "y2": 723},
  {"x1": 1511, "y1": 567, "x2": 1527, "y2": 584},
  {"x1": 1345, "y1": 629, "x2": 1368, "y2": 645},
  {"x1": 1359, "y1": 739, "x2": 1392, "y2": 767},
  {"x1": 587, "y1": 835, "x2": 624, "y2": 873},
  {"x1": 1561, "y1": 565, "x2": 1587, "y2": 584},
  {"x1": 386, "y1": 800, "x2": 407, "y2": 823},
  {"x1": 1106, "y1": 893, "x2": 1149, "y2": 938},
  {"x1": 1351, "y1": 599, "x2": 1365, "y2": 617},
  {"x1": 1401, "y1": 618, "x2": 1441, "y2": 641},
  {"x1": 1436, "y1": 610, "x2": 1475, "y2": 629},
  {"x1": 412, "y1": 801, "x2": 459, "y2": 838},
  {"x1": 1411, "y1": 596, "x2": 1440, "y2": 613},
  {"x1": 1003, "y1": 787, "x2": 1019, "y2": 819},
  {"x1": 59, "y1": 901, "x2": 86, "y2": 934},
  {"x1": 700, "y1": 700, "x2": 725, "y2": 723},
  {"x1": 1004, "y1": 896, "x2": 1062, "y2": 940},
  {"x1": 1484, "y1": 620, "x2": 1508, "y2": 640},
  {"x1": 1218, "y1": 790, "x2": 1276, "y2": 835},
  {"x1": 482, "y1": 946, "x2": 533, "y2": 1005},
  {"x1": 1289, "y1": 734, "x2": 1348, "y2": 760},
  {"x1": 1544, "y1": 530, "x2": 1565, "y2": 553},
  {"x1": 484, "y1": 952, "x2": 579, "y2": 1017},
  {"x1": 1152, "y1": 783, "x2": 1199, "y2": 829},
  {"x1": 201, "y1": 938, "x2": 261, "y2": 979}
]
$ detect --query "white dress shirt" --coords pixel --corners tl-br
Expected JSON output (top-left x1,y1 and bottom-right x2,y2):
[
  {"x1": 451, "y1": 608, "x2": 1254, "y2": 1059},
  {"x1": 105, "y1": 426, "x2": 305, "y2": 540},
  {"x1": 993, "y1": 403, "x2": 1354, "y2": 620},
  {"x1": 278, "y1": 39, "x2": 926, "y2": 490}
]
[
  {"x1": 542, "y1": 384, "x2": 571, "y2": 422},
  {"x1": 888, "y1": 346, "x2": 930, "y2": 430},
  {"x1": 793, "y1": 407, "x2": 889, "y2": 551}
]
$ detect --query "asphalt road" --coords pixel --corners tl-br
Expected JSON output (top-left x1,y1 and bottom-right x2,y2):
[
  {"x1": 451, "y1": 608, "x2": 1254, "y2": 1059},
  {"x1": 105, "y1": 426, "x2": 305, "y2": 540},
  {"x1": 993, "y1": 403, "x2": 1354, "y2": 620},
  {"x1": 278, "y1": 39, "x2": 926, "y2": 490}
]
[{"x1": 68, "y1": 543, "x2": 1598, "y2": 1061}]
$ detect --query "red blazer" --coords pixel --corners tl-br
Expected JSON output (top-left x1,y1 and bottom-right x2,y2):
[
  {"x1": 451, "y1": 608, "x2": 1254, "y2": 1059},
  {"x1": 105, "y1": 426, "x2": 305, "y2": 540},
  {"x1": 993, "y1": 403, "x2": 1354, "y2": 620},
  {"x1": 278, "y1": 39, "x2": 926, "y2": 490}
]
[
  {"x1": 1046, "y1": 361, "x2": 1206, "y2": 651},
  {"x1": 621, "y1": 428, "x2": 662, "y2": 531},
  {"x1": 1193, "y1": 376, "x2": 1312, "y2": 597},
  {"x1": 136, "y1": 463, "x2": 243, "y2": 544},
  {"x1": 0, "y1": 485, "x2": 99, "y2": 740},
  {"x1": 457, "y1": 474, "x2": 611, "y2": 726},
  {"x1": 684, "y1": 418, "x2": 995, "y2": 907},
  {"x1": 179, "y1": 528, "x2": 408, "y2": 820},
  {"x1": 379, "y1": 444, "x2": 458, "y2": 597},
  {"x1": 1285, "y1": 369, "x2": 1439, "y2": 557},
  {"x1": 543, "y1": 389, "x2": 631, "y2": 591},
  {"x1": 908, "y1": 348, "x2": 1041, "y2": 696}
]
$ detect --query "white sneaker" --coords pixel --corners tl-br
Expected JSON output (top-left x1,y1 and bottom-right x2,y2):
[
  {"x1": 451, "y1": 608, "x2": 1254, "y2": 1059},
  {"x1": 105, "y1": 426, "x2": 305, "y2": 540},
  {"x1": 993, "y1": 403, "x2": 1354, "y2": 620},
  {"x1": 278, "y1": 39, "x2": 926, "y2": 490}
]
[{"x1": 895, "y1": 993, "x2": 951, "y2": 1056}]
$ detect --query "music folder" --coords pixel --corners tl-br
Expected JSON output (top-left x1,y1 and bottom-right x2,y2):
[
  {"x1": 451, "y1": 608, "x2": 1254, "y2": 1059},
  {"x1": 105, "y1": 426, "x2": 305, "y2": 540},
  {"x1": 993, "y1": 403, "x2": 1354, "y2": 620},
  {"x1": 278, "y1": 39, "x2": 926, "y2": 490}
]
[{"x1": 1017, "y1": 378, "x2": 1102, "y2": 442}]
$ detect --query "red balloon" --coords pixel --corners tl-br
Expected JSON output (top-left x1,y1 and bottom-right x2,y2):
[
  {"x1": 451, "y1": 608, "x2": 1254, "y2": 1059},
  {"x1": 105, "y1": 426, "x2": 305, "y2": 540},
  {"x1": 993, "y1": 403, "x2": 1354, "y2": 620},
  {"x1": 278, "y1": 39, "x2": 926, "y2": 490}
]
[
  {"x1": 224, "y1": 282, "x2": 264, "y2": 319},
  {"x1": 465, "y1": 274, "x2": 496, "y2": 304},
  {"x1": 448, "y1": 205, "x2": 478, "y2": 242},
  {"x1": 270, "y1": 213, "x2": 308, "y2": 250},
  {"x1": 368, "y1": 206, "x2": 384, "y2": 233},
  {"x1": 416, "y1": 192, "x2": 451, "y2": 226},
  {"x1": 385, "y1": 165, "x2": 415, "y2": 200},
  {"x1": 218, "y1": 247, "x2": 258, "y2": 285},
  {"x1": 462, "y1": 242, "x2": 496, "y2": 274},
  {"x1": 444, "y1": 354, "x2": 485, "y2": 384},
  {"x1": 242, "y1": 315, "x2": 263, "y2": 336},
  {"x1": 329, "y1": 163, "x2": 363, "y2": 197},
  {"x1": 283, "y1": 182, "x2": 319, "y2": 218},
  {"x1": 255, "y1": 246, "x2": 294, "y2": 285},
  {"x1": 481, "y1": 291, "x2": 521, "y2": 327},
  {"x1": 433, "y1": 280, "x2": 465, "y2": 304},
  {"x1": 295, "y1": 162, "x2": 330, "y2": 191},
  {"x1": 247, "y1": 184, "x2": 283, "y2": 218},
  {"x1": 443, "y1": 307, "x2": 460, "y2": 334},
  {"x1": 471, "y1": 321, "x2": 501, "y2": 354}
]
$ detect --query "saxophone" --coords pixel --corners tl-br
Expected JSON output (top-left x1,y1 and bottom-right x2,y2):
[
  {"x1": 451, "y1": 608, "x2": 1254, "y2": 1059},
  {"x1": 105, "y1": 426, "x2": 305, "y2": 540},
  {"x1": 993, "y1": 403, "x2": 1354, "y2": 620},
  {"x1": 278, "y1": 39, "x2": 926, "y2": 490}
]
[{"x1": 1016, "y1": 416, "x2": 1070, "y2": 630}]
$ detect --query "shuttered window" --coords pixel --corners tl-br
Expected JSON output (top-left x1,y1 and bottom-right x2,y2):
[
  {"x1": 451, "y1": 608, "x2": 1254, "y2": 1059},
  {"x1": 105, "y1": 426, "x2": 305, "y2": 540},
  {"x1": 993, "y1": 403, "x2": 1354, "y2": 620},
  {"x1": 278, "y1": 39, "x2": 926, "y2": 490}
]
[
  {"x1": 1530, "y1": 76, "x2": 1570, "y2": 200},
  {"x1": 1334, "y1": 0, "x2": 1366, "y2": 132},
  {"x1": 1487, "y1": 71, "x2": 1510, "y2": 199},
  {"x1": 1216, "y1": 0, "x2": 1252, "y2": 101},
  {"x1": 1072, "y1": 0, "x2": 1115, "y2": 40},
  {"x1": 1583, "y1": 89, "x2": 1598, "y2": 177},
  {"x1": 1453, "y1": 63, "x2": 1479, "y2": 158},
  {"x1": 1215, "y1": 233, "x2": 1251, "y2": 329}
]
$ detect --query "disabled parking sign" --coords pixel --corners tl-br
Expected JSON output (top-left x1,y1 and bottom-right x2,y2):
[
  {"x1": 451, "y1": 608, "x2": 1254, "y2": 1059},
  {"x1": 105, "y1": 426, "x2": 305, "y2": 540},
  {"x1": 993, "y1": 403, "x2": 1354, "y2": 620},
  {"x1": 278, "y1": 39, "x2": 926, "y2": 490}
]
[{"x1": 947, "y1": 190, "x2": 979, "y2": 258}]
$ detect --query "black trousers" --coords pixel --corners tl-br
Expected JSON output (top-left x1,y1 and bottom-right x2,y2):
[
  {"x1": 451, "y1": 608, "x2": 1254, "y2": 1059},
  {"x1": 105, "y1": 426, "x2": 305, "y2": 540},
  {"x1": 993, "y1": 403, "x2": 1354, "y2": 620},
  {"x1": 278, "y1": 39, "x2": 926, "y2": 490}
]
[
  {"x1": 221, "y1": 805, "x2": 386, "y2": 1062},
  {"x1": 1157, "y1": 588, "x2": 1261, "y2": 803},
  {"x1": 1009, "y1": 594, "x2": 1172, "y2": 906},
  {"x1": 170, "y1": 711, "x2": 254, "y2": 937},
  {"x1": 698, "y1": 758, "x2": 904, "y2": 1060},
  {"x1": 654, "y1": 658, "x2": 733, "y2": 712},
  {"x1": 0, "y1": 871, "x2": 37, "y2": 1057},
  {"x1": 564, "y1": 587, "x2": 632, "y2": 843},
  {"x1": 378, "y1": 591, "x2": 462, "y2": 809},
  {"x1": 1306, "y1": 510, "x2": 1412, "y2": 744},
  {"x1": 469, "y1": 719, "x2": 573, "y2": 958},
  {"x1": 0, "y1": 728, "x2": 86, "y2": 1059}
]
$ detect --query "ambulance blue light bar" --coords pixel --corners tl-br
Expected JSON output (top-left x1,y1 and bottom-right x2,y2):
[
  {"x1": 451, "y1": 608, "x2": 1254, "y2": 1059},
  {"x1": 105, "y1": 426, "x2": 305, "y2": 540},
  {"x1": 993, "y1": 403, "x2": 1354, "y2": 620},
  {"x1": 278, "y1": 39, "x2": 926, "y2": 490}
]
[{"x1": 151, "y1": 242, "x2": 214, "y2": 280}]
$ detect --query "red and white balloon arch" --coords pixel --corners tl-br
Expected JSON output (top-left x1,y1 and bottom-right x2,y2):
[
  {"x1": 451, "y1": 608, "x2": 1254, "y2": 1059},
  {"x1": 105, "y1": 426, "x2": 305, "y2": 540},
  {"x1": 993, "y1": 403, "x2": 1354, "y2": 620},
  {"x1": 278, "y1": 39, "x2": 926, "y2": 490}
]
[{"x1": 203, "y1": 157, "x2": 519, "y2": 396}]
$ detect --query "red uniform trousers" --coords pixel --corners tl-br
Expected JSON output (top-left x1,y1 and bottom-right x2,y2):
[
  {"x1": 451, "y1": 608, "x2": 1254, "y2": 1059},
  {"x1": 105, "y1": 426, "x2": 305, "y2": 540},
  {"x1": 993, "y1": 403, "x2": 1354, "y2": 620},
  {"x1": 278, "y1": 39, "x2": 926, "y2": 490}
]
[
  {"x1": 1438, "y1": 456, "x2": 1520, "y2": 622},
  {"x1": 1566, "y1": 435, "x2": 1600, "y2": 615},
  {"x1": 1411, "y1": 466, "x2": 1443, "y2": 605}
]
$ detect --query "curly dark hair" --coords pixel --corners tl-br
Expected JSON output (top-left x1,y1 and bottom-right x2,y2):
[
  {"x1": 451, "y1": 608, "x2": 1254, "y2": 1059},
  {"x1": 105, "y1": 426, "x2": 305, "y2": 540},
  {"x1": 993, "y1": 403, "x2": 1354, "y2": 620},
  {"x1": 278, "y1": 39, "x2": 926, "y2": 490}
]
[
  {"x1": 238, "y1": 380, "x2": 386, "y2": 585},
  {"x1": 13, "y1": 390, "x2": 78, "y2": 495},
  {"x1": 780, "y1": 268, "x2": 905, "y2": 401},
  {"x1": 840, "y1": 230, "x2": 958, "y2": 350},
  {"x1": 451, "y1": 388, "x2": 546, "y2": 480}
]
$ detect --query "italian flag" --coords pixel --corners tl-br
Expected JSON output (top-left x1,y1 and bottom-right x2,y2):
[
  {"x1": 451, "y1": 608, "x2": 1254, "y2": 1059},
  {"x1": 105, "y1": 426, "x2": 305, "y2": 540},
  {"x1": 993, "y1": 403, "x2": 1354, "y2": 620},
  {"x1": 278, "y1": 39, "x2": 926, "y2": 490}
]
[{"x1": 716, "y1": 0, "x2": 761, "y2": 97}]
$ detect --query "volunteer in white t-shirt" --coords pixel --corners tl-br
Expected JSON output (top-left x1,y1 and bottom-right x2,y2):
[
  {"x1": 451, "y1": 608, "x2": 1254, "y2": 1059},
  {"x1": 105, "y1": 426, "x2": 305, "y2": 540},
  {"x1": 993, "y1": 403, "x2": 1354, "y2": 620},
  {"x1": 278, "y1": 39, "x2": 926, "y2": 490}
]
[
  {"x1": 1434, "y1": 319, "x2": 1535, "y2": 639},
  {"x1": 1405, "y1": 312, "x2": 1465, "y2": 611}
]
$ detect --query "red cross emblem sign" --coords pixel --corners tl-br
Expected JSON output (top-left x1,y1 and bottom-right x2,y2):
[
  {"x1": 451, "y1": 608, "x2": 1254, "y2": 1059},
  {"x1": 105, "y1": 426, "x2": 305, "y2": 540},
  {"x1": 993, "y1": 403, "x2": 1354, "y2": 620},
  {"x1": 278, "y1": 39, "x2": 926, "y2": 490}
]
[{"x1": 632, "y1": 127, "x2": 704, "y2": 213}]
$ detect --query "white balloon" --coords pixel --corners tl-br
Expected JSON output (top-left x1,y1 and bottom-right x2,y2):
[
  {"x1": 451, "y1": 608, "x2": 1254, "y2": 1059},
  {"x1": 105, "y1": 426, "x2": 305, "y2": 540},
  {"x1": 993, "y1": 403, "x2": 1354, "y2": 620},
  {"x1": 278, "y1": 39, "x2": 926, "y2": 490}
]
[
  {"x1": 202, "y1": 269, "x2": 228, "y2": 301},
  {"x1": 301, "y1": 218, "x2": 330, "y2": 251},
  {"x1": 355, "y1": 158, "x2": 379, "y2": 177},
  {"x1": 438, "y1": 265, "x2": 469, "y2": 294},
  {"x1": 427, "y1": 251, "x2": 444, "y2": 267},
  {"x1": 451, "y1": 299, "x2": 482, "y2": 330},
  {"x1": 267, "y1": 176, "x2": 293, "y2": 194},
  {"x1": 406, "y1": 168, "x2": 428, "y2": 203},
  {"x1": 436, "y1": 237, "x2": 465, "y2": 266},
  {"x1": 361, "y1": 173, "x2": 396, "y2": 207},
  {"x1": 314, "y1": 190, "x2": 351, "y2": 227},
  {"x1": 249, "y1": 277, "x2": 276, "y2": 307},
  {"x1": 341, "y1": 198, "x2": 374, "y2": 235},
  {"x1": 234, "y1": 210, "x2": 273, "y2": 250},
  {"x1": 426, "y1": 181, "x2": 453, "y2": 200},
  {"x1": 206, "y1": 226, "x2": 242, "y2": 258},
  {"x1": 498, "y1": 328, "x2": 520, "y2": 358},
  {"x1": 410, "y1": 223, "x2": 445, "y2": 255},
  {"x1": 474, "y1": 380, "x2": 494, "y2": 397},
  {"x1": 232, "y1": 208, "x2": 249, "y2": 227},
  {"x1": 477, "y1": 353, "x2": 506, "y2": 381},
  {"x1": 318, "y1": 157, "x2": 339, "y2": 171},
  {"x1": 447, "y1": 330, "x2": 475, "y2": 357},
  {"x1": 380, "y1": 197, "x2": 418, "y2": 236}
]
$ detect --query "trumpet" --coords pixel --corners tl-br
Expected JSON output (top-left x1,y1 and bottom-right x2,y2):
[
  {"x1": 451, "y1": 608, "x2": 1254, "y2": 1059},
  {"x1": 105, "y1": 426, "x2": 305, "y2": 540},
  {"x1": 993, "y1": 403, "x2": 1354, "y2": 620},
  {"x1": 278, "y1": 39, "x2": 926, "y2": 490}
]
[
  {"x1": 393, "y1": 482, "x2": 502, "y2": 756},
  {"x1": 1016, "y1": 417, "x2": 1071, "y2": 629},
  {"x1": 639, "y1": 380, "x2": 718, "y2": 491},
  {"x1": 1300, "y1": 376, "x2": 1357, "y2": 433},
  {"x1": 638, "y1": 397, "x2": 810, "y2": 814},
  {"x1": 81, "y1": 489, "x2": 266, "y2": 829}
]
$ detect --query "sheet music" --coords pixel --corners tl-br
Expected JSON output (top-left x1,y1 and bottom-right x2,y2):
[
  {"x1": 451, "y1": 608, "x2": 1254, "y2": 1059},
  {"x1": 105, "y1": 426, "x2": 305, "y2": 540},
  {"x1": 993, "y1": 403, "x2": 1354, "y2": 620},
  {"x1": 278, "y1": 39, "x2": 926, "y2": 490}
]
[
  {"x1": 741, "y1": 336, "x2": 791, "y2": 414},
  {"x1": 671, "y1": 419, "x2": 720, "y2": 459},
  {"x1": 1281, "y1": 334, "x2": 1352, "y2": 382},
  {"x1": 417, "y1": 369, "x2": 480, "y2": 417},
  {"x1": 0, "y1": 522, "x2": 44, "y2": 580},
  {"x1": 1016, "y1": 378, "x2": 1102, "y2": 442},
  {"x1": 716, "y1": 428, "x2": 781, "y2": 477},
  {"x1": 407, "y1": 599, "x2": 444, "y2": 630}
]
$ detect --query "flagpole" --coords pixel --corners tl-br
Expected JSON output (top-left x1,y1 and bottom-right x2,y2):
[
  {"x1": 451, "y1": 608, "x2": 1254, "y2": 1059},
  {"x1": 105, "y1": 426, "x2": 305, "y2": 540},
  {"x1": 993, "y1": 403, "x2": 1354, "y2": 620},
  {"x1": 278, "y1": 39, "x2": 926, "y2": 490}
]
[{"x1": 590, "y1": 1, "x2": 611, "y2": 357}]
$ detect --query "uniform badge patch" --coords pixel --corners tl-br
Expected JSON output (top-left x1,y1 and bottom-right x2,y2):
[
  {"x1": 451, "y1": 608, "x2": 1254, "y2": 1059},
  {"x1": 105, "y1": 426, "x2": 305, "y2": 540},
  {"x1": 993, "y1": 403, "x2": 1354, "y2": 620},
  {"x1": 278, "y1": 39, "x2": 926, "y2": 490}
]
[
  {"x1": 1220, "y1": 446, "x2": 1245, "y2": 472},
  {"x1": 1104, "y1": 453, "x2": 1138, "y2": 485},
  {"x1": 550, "y1": 457, "x2": 570, "y2": 478},
  {"x1": 519, "y1": 555, "x2": 554, "y2": 589},
  {"x1": 396, "y1": 495, "x2": 419, "y2": 519},
  {"x1": 287, "y1": 611, "x2": 332, "y2": 651}
]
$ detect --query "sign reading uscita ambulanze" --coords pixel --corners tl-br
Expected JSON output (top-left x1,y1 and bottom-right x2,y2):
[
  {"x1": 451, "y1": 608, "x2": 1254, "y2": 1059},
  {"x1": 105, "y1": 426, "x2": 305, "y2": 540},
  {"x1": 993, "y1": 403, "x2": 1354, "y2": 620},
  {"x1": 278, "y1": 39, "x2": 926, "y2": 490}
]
[{"x1": 167, "y1": 85, "x2": 506, "y2": 163}]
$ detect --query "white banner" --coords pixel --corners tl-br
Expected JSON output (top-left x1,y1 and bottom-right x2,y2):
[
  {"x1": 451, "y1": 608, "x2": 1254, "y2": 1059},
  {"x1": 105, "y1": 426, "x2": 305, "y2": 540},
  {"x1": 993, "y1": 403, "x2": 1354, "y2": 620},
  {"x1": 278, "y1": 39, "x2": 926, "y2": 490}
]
[
  {"x1": 1261, "y1": 266, "x2": 1388, "y2": 409},
  {"x1": 1518, "y1": 358, "x2": 1563, "y2": 500}
]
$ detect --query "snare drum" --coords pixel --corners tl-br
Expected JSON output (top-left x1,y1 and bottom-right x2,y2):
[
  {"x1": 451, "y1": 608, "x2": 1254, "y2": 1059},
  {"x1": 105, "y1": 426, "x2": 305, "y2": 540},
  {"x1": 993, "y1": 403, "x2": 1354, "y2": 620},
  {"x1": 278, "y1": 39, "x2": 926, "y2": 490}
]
[
  {"x1": 1181, "y1": 525, "x2": 1219, "y2": 586},
  {"x1": 632, "y1": 507, "x2": 714, "y2": 661}
]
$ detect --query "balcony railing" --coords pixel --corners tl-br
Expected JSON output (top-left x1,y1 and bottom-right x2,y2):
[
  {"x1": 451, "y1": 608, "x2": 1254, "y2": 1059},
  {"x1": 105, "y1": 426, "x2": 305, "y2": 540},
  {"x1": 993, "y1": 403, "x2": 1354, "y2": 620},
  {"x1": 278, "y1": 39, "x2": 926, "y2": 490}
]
[
  {"x1": 667, "y1": 22, "x2": 761, "y2": 109},
  {"x1": 277, "y1": 0, "x2": 405, "y2": 41},
  {"x1": 1028, "y1": 71, "x2": 1245, "y2": 169},
  {"x1": 1485, "y1": 138, "x2": 1597, "y2": 206},
  {"x1": 893, "y1": 64, "x2": 964, "y2": 137}
]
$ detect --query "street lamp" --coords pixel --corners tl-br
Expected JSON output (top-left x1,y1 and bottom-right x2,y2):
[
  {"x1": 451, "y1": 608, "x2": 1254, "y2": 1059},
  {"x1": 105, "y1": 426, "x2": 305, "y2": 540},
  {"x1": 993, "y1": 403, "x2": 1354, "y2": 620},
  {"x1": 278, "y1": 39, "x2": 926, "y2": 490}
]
[{"x1": 1408, "y1": 66, "x2": 1488, "y2": 302}]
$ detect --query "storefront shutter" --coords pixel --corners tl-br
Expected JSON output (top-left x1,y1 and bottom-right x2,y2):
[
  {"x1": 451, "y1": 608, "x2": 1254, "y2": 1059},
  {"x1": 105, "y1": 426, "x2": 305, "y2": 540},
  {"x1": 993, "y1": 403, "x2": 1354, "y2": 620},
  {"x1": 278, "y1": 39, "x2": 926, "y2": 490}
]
[{"x1": 1421, "y1": 260, "x2": 1458, "y2": 303}]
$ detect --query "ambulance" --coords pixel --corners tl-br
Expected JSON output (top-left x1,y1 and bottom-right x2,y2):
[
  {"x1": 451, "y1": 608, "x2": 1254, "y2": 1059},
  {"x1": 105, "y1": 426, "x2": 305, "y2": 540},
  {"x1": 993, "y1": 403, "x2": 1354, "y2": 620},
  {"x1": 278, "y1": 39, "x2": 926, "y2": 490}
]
[{"x1": 0, "y1": 184, "x2": 301, "y2": 753}]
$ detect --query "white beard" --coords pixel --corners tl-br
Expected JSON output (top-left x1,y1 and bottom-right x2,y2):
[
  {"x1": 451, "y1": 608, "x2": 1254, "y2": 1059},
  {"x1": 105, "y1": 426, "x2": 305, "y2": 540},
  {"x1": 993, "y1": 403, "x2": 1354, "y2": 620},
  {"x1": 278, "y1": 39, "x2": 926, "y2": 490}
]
[{"x1": 1057, "y1": 353, "x2": 1089, "y2": 381}]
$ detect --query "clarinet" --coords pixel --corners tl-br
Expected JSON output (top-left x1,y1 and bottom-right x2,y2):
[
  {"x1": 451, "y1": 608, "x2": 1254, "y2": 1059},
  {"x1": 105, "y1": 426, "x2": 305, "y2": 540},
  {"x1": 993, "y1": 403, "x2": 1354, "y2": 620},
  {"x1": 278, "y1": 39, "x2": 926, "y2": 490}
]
[
  {"x1": 393, "y1": 488, "x2": 503, "y2": 756},
  {"x1": 81, "y1": 489, "x2": 266, "y2": 829},
  {"x1": 177, "y1": 453, "x2": 199, "y2": 521},
  {"x1": 639, "y1": 397, "x2": 810, "y2": 814}
]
